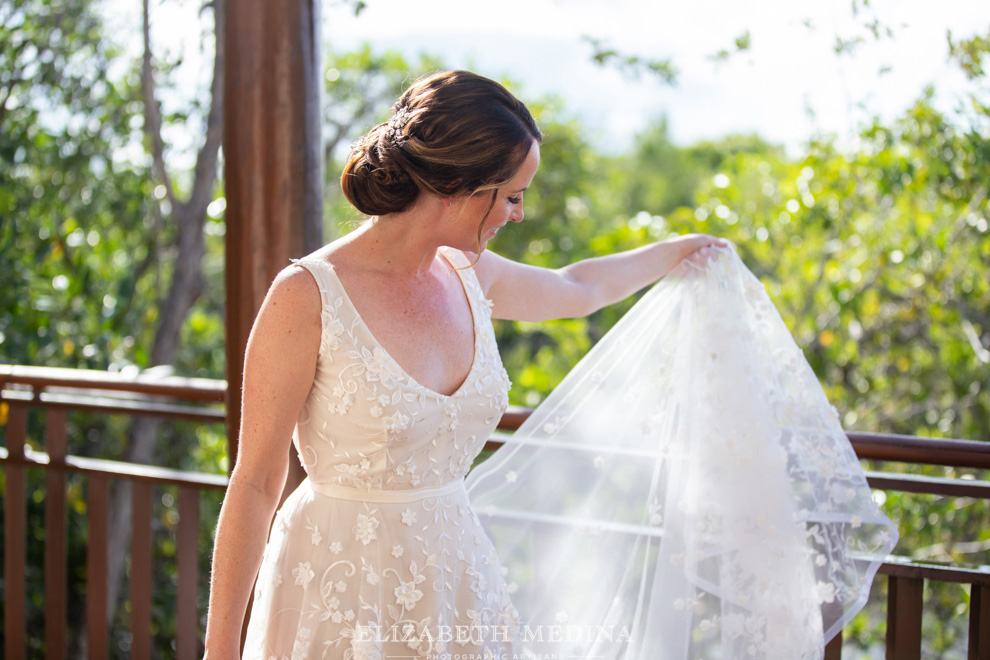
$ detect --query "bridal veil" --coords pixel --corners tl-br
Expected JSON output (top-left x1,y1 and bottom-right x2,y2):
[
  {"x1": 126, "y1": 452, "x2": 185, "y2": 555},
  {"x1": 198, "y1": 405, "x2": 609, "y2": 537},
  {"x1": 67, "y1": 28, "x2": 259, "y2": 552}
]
[{"x1": 466, "y1": 243, "x2": 898, "y2": 659}]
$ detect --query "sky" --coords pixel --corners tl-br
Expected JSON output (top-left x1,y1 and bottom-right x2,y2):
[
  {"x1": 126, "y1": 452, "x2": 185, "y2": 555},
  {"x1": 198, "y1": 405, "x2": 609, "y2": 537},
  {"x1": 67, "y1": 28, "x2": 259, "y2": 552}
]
[
  {"x1": 321, "y1": 0, "x2": 990, "y2": 154},
  {"x1": 105, "y1": 0, "x2": 990, "y2": 160}
]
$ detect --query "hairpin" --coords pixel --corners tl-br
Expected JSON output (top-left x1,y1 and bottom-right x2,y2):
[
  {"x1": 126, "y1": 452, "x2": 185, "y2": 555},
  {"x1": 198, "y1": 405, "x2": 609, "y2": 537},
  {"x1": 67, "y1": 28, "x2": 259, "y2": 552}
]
[{"x1": 385, "y1": 106, "x2": 412, "y2": 145}]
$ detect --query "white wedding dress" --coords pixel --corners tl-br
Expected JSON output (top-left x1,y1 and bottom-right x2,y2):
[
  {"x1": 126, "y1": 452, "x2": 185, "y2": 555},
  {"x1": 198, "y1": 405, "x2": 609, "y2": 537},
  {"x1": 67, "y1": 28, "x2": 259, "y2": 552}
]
[
  {"x1": 466, "y1": 243, "x2": 898, "y2": 659},
  {"x1": 243, "y1": 248, "x2": 520, "y2": 659},
  {"x1": 244, "y1": 243, "x2": 896, "y2": 660}
]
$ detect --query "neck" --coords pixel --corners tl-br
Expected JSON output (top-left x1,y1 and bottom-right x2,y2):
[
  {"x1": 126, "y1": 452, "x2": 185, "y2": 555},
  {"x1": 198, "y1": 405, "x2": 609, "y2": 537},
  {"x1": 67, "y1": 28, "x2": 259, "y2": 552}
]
[{"x1": 344, "y1": 196, "x2": 467, "y2": 278}]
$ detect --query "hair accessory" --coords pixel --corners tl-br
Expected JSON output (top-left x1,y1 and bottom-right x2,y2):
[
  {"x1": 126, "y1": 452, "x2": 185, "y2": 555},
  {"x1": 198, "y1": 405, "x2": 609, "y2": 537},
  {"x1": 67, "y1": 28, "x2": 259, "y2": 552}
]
[{"x1": 385, "y1": 106, "x2": 412, "y2": 145}]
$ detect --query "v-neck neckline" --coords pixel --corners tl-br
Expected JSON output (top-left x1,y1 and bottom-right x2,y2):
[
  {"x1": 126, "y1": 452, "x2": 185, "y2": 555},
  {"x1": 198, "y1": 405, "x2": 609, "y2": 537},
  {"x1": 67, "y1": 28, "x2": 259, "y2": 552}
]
[{"x1": 306, "y1": 251, "x2": 480, "y2": 399}]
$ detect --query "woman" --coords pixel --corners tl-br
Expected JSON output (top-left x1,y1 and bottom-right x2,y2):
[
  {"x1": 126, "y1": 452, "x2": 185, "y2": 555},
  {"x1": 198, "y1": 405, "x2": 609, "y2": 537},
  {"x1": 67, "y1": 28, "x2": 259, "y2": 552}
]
[{"x1": 204, "y1": 70, "x2": 724, "y2": 659}]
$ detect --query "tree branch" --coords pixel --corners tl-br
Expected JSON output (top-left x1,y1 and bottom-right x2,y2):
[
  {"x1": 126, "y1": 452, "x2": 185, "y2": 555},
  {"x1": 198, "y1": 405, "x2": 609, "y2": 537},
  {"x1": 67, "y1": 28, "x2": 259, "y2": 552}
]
[
  {"x1": 0, "y1": 70, "x2": 20, "y2": 131},
  {"x1": 582, "y1": 36, "x2": 678, "y2": 85},
  {"x1": 185, "y1": 0, "x2": 224, "y2": 221},
  {"x1": 141, "y1": 0, "x2": 178, "y2": 211},
  {"x1": 0, "y1": 36, "x2": 36, "y2": 134}
]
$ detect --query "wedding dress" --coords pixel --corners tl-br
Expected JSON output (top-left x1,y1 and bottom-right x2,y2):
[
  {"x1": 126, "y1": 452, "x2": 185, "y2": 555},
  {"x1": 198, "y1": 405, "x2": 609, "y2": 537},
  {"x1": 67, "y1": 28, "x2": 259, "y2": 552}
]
[
  {"x1": 466, "y1": 243, "x2": 898, "y2": 659},
  {"x1": 243, "y1": 248, "x2": 521, "y2": 659},
  {"x1": 244, "y1": 242, "x2": 896, "y2": 660}
]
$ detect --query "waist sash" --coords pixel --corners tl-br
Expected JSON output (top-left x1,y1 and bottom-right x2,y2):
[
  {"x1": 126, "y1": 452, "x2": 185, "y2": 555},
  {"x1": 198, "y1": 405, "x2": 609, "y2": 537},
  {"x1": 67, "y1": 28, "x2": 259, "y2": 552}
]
[{"x1": 308, "y1": 477, "x2": 465, "y2": 503}]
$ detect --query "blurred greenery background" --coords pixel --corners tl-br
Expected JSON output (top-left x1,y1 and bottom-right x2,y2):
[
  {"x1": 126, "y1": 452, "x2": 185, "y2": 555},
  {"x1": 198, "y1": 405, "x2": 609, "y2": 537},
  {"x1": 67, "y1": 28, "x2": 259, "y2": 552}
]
[{"x1": 1, "y1": 0, "x2": 988, "y2": 657}]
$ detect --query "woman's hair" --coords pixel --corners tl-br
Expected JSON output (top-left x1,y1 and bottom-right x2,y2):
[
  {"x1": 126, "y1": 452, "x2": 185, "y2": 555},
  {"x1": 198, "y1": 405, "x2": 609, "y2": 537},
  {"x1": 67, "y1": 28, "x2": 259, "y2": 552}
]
[{"x1": 340, "y1": 70, "x2": 542, "y2": 216}]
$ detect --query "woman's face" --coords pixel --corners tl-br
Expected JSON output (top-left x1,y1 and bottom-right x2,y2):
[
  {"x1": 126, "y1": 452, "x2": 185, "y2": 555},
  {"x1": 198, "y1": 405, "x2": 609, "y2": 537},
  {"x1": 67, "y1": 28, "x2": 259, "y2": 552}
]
[{"x1": 455, "y1": 140, "x2": 541, "y2": 250}]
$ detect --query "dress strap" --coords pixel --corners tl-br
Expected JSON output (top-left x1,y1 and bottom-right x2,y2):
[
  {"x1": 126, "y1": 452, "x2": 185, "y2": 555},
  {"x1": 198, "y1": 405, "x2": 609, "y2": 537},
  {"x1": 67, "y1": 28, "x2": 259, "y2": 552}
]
[
  {"x1": 438, "y1": 248, "x2": 489, "y2": 318},
  {"x1": 289, "y1": 258, "x2": 347, "y2": 358},
  {"x1": 438, "y1": 246, "x2": 471, "y2": 269},
  {"x1": 290, "y1": 257, "x2": 335, "y2": 301}
]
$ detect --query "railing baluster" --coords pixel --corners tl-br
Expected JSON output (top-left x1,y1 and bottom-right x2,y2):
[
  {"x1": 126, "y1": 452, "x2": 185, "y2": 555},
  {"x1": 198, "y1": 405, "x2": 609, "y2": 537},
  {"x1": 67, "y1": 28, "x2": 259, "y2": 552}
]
[
  {"x1": 886, "y1": 575, "x2": 923, "y2": 660},
  {"x1": 45, "y1": 408, "x2": 68, "y2": 660},
  {"x1": 177, "y1": 485, "x2": 200, "y2": 659},
  {"x1": 87, "y1": 475, "x2": 109, "y2": 659},
  {"x1": 971, "y1": 583, "x2": 990, "y2": 660},
  {"x1": 131, "y1": 481, "x2": 153, "y2": 658},
  {"x1": 4, "y1": 404, "x2": 28, "y2": 660},
  {"x1": 825, "y1": 629, "x2": 843, "y2": 659}
]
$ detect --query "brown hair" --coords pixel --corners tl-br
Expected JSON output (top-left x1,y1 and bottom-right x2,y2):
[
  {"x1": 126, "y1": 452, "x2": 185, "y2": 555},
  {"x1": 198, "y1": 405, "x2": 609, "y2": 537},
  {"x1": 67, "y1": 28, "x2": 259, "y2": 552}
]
[{"x1": 340, "y1": 70, "x2": 542, "y2": 216}]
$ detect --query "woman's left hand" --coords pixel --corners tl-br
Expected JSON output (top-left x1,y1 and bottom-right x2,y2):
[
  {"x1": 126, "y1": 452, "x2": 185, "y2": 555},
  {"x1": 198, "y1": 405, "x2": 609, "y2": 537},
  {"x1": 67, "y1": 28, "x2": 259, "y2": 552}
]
[{"x1": 668, "y1": 234, "x2": 730, "y2": 276}]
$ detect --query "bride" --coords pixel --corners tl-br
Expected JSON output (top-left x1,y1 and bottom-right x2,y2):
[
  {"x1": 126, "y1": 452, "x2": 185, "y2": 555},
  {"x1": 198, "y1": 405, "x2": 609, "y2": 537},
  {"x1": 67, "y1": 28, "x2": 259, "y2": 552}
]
[{"x1": 204, "y1": 69, "x2": 894, "y2": 660}]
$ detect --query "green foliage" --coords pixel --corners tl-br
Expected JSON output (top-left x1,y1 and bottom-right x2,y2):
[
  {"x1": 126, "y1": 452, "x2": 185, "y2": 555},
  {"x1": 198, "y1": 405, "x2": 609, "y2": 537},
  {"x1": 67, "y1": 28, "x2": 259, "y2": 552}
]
[
  {"x1": 709, "y1": 30, "x2": 752, "y2": 64},
  {"x1": 0, "y1": 0, "x2": 151, "y2": 373},
  {"x1": 949, "y1": 30, "x2": 990, "y2": 80},
  {"x1": 582, "y1": 36, "x2": 679, "y2": 85}
]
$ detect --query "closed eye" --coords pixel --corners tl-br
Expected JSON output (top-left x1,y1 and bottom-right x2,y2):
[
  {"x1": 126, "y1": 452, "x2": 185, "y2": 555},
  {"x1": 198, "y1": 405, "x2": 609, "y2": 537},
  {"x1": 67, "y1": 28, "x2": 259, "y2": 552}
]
[{"x1": 507, "y1": 195, "x2": 522, "y2": 204}]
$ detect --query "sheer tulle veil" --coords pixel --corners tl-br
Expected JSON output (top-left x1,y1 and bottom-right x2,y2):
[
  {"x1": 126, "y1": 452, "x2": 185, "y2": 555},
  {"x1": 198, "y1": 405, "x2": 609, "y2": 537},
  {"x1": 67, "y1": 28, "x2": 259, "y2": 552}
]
[{"x1": 466, "y1": 243, "x2": 898, "y2": 659}]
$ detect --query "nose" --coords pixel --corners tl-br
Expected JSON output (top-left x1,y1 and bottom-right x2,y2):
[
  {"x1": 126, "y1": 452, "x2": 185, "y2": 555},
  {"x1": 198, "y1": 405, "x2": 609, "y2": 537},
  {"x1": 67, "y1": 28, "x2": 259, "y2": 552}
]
[{"x1": 510, "y1": 207, "x2": 524, "y2": 223}]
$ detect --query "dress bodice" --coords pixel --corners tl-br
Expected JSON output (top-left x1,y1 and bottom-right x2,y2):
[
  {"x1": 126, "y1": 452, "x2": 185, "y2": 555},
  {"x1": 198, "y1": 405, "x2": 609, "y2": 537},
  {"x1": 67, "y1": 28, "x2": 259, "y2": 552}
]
[{"x1": 289, "y1": 248, "x2": 511, "y2": 492}]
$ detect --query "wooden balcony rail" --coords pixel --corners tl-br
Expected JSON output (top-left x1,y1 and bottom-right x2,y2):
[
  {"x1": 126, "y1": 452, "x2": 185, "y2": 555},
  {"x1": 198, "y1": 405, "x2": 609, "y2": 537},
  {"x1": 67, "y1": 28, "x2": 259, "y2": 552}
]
[
  {"x1": 1, "y1": 364, "x2": 989, "y2": 659},
  {"x1": 1, "y1": 366, "x2": 226, "y2": 659}
]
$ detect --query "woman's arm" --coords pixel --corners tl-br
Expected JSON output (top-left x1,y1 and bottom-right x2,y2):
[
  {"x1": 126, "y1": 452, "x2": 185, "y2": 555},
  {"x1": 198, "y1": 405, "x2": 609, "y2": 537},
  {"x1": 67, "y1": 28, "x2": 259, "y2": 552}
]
[
  {"x1": 203, "y1": 266, "x2": 322, "y2": 658},
  {"x1": 476, "y1": 234, "x2": 726, "y2": 322}
]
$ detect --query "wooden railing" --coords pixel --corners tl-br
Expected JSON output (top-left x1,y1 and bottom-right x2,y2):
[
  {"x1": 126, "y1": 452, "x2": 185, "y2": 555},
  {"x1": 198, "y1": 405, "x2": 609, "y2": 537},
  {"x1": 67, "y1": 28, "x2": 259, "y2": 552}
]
[
  {"x1": 2, "y1": 364, "x2": 989, "y2": 658},
  {"x1": 1, "y1": 366, "x2": 227, "y2": 659}
]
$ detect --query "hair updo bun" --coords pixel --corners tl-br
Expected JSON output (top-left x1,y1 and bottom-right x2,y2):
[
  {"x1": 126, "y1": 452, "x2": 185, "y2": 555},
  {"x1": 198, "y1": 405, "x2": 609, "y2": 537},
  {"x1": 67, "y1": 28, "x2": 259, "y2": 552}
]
[
  {"x1": 340, "y1": 70, "x2": 542, "y2": 216},
  {"x1": 340, "y1": 124, "x2": 420, "y2": 216}
]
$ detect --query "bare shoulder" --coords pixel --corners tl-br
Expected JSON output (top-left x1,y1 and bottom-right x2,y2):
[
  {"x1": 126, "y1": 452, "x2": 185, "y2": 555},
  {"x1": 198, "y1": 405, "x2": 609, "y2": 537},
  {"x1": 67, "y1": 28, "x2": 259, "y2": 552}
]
[
  {"x1": 470, "y1": 249, "x2": 514, "y2": 297},
  {"x1": 268, "y1": 262, "x2": 322, "y2": 318},
  {"x1": 471, "y1": 249, "x2": 591, "y2": 322},
  {"x1": 269, "y1": 263, "x2": 320, "y2": 305},
  {"x1": 241, "y1": 264, "x2": 323, "y2": 398}
]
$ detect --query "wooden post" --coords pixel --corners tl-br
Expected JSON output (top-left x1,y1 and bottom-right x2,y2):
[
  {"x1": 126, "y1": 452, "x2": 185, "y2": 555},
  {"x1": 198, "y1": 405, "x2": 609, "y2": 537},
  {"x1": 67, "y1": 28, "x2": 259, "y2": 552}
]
[
  {"x1": 887, "y1": 575, "x2": 924, "y2": 660},
  {"x1": 4, "y1": 404, "x2": 27, "y2": 659},
  {"x1": 130, "y1": 481, "x2": 153, "y2": 658},
  {"x1": 972, "y1": 584, "x2": 990, "y2": 660},
  {"x1": 177, "y1": 486, "x2": 201, "y2": 660},
  {"x1": 86, "y1": 476, "x2": 109, "y2": 659},
  {"x1": 44, "y1": 409, "x2": 67, "y2": 660},
  {"x1": 825, "y1": 628, "x2": 842, "y2": 660},
  {"x1": 223, "y1": 0, "x2": 322, "y2": 473}
]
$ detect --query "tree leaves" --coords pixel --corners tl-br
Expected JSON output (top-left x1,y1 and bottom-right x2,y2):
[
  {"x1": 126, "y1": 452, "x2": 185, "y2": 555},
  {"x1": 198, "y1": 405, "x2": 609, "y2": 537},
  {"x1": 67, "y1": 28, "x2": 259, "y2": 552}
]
[{"x1": 582, "y1": 36, "x2": 678, "y2": 86}]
